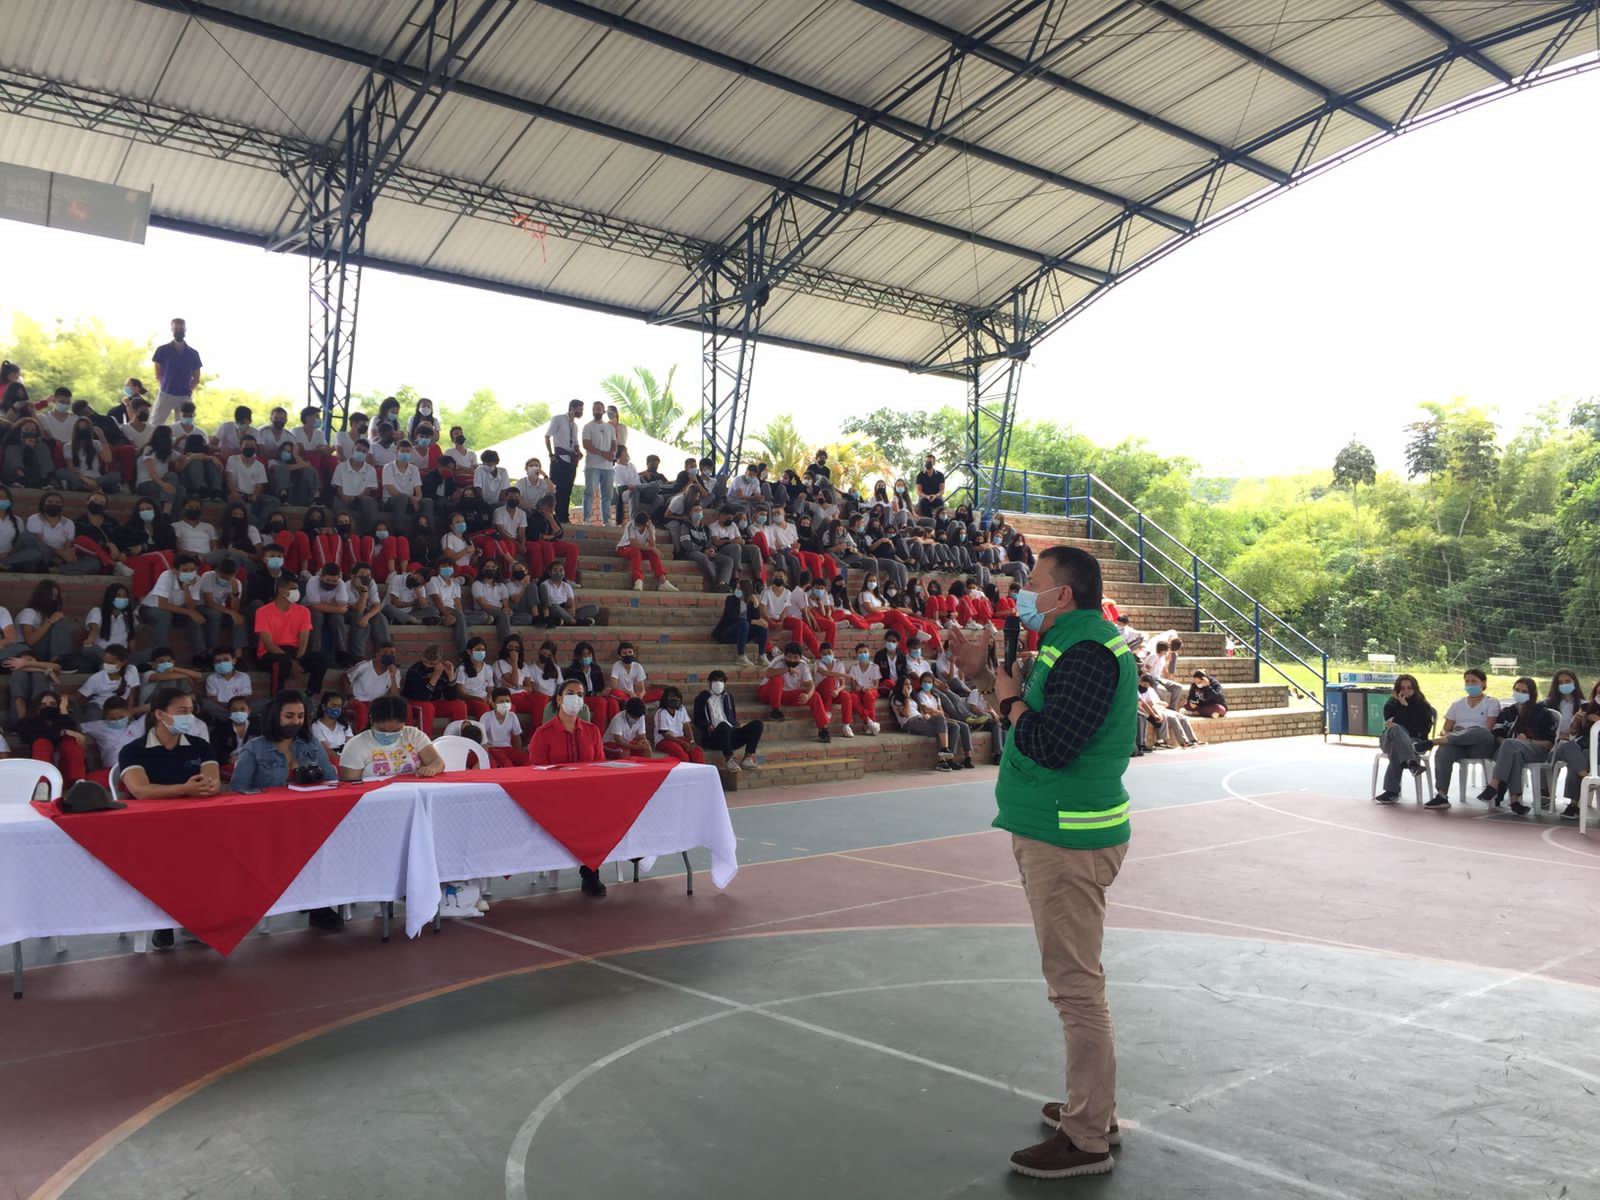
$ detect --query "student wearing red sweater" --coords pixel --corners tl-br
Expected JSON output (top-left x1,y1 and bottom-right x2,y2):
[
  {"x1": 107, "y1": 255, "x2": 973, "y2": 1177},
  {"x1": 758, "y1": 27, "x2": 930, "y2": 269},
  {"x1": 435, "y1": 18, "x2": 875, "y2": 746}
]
[{"x1": 529, "y1": 677, "x2": 608, "y2": 897}]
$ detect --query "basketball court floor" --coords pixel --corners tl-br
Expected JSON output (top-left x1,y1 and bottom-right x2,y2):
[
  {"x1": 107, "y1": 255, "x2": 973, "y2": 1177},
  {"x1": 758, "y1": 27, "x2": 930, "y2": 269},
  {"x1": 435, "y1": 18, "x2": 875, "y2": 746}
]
[{"x1": 4, "y1": 736, "x2": 1597, "y2": 1199}]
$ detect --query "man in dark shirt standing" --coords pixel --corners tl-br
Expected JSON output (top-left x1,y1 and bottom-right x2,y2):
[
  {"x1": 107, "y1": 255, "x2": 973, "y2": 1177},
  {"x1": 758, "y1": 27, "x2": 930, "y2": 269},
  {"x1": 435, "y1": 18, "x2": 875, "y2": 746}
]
[
  {"x1": 151, "y1": 317, "x2": 202, "y2": 427},
  {"x1": 992, "y1": 546, "x2": 1137, "y2": 1180},
  {"x1": 914, "y1": 454, "x2": 946, "y2": 518},
  {"x1": 544, "y1": 399, "x2": 584, "y2": 523},
  {"x1": 117, "y1": 687, "x2": 222, "y2": 949}
]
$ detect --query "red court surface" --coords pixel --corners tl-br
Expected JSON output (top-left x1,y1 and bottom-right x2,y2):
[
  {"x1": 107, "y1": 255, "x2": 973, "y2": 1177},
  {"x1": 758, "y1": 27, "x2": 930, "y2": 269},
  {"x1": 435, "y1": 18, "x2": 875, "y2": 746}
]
[{"x1": 3, "y1": 737, "x2": 1597, "y2": 1199}]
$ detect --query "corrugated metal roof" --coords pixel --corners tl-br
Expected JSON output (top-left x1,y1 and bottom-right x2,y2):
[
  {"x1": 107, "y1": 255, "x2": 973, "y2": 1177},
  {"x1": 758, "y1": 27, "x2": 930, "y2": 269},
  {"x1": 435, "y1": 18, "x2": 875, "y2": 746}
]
[{"x1": 0, "y1": 0, "x2": 1593, "y2": 373}]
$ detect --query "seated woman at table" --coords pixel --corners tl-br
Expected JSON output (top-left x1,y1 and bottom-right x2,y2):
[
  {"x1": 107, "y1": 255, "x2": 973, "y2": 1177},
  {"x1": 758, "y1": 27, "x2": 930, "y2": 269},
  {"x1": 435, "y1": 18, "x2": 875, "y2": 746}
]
[
  {"x1": 231, "y1": 690, "x2": 335, "y2": 794},
  {"x1": 117, "y1": 687, "x2": 222, "y2": 950},
  {"x1": 338, "y1": 694, "x2": 446, "y2": 783},
  {"x1": 529, "y1": 677, "x2": 608, "y2": 898}
]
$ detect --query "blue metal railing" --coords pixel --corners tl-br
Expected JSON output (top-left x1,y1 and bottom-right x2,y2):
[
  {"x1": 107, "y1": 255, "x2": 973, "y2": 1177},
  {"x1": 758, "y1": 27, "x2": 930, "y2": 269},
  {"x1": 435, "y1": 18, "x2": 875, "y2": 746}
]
[{"x1": 978, "y1": 467, "x2": 1328, "y2": 713}]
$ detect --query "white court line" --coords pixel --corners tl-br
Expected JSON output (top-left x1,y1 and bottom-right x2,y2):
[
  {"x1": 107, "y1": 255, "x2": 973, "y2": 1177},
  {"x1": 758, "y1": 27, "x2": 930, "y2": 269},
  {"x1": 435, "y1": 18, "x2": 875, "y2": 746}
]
[
  {"x1": 1220, "y1": 764, "x2": 1600, "y2": 873},
  {"x1": 1541, "y1": 825, "x2": 1600, "y2": 859},
  {"x1": 483, "y1": 927, "x2": 1362, "y2": 1200}
]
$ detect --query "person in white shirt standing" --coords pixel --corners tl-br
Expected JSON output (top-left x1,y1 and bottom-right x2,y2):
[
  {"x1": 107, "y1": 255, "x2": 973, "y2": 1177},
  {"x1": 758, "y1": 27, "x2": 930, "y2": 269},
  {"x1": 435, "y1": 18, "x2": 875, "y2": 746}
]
[
  {"x1": 544, "y1": 399, "x2": 584, "y2": 523},
  {"x1": 581, "y1": 400, "x2": 617, "y2": 525}
]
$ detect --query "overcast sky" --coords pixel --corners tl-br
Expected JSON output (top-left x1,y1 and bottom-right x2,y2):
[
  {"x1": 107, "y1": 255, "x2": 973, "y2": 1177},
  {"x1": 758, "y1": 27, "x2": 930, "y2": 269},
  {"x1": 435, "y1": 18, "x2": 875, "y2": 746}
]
[{"x1": 2, "y1": 66, "x2": 1596, "y2": 479}]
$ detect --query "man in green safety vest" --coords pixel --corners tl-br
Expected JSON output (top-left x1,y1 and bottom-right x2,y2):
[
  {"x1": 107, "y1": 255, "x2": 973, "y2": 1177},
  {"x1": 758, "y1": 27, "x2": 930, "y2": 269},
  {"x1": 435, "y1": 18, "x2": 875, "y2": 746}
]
[{"x1": 993, "y1": 544, "x2": 1137, "y2": 1180}]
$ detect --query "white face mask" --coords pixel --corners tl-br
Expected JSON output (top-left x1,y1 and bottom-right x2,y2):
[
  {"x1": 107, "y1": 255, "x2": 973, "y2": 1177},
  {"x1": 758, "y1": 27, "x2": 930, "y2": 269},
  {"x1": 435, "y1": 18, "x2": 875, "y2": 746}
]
[
  {"x1": 287, "y1": 588, "x2": 301, "y2": 604},
  {"x1": 560, "y1": 693, "x2": 584, "y2": 716},
  {"x1": 494, "y1": 702, "x2": 511, "y2": 717},
  {"x1": 710, "y1": 681, "x2": 726, "y2": 696}
]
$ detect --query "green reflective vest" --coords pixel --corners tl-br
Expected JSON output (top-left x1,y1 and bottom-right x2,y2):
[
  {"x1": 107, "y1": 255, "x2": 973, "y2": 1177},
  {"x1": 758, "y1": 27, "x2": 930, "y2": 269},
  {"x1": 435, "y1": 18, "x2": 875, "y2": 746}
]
[{"x1": 993, "y1": 607, "x2": 1137, "y2": 849}]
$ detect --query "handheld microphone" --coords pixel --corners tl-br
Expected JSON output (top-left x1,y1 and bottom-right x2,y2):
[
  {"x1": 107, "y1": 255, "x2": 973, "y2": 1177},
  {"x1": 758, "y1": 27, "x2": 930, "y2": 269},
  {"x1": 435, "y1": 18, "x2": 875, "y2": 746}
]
[{"x1": 1003, "y1": 615, "x2": 1020, "y2": 674}]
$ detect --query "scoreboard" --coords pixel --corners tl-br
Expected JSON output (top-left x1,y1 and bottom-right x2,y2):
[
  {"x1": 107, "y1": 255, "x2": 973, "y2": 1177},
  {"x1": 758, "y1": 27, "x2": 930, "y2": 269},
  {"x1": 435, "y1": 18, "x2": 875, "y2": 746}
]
[{"x1": 0, "y1": 163, "x2": 151, "y2": 244}]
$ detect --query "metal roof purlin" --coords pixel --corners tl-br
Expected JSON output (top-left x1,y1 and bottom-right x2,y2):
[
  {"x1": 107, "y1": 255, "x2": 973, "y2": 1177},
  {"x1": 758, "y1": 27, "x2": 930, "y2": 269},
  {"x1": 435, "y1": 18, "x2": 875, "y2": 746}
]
[
  {"x1": 128, "y1": 0, "x2": 1072, "y2": 269},
  {"x1": 656, "y1": 0, "x2": 1139, "y2": 333},
  {"x1": 1135, "y1": 0, "x2": 1394, "y2": 134},
  {"x1": 0, "y1": 66, "x2": 967, "y2": 338},
  {"x1": 1375, "y1": 0, "x2": 1513, "y2": 86},
  {"x1": 850, "y1": 0, "x2": 1291, "y2": 187},
  {"x1": 530, "y1": 0, "x2": 1194, "y2": 232},
  {"x1": 912, "y1": 0, "x2": 1600, "y2": 372}
]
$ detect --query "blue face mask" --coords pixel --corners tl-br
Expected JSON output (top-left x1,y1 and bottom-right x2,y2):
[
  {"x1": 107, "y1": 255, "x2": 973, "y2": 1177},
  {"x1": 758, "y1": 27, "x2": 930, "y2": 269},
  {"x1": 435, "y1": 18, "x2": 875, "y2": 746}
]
[
  {"x1": 166, "y1": 713, "x2": 203, "y2": 737},
  {"x1": 371, "y1": 728, "x2": 402, "y2": 747},
  {"x1": 215, "y1": 661, "x2": 234, "y2": 676},
  {"x1": 324, "y1": 706, "x2": 342, "y2": 719},
  {"x1": 106, "y1": 717, "x2": 129, "y2": 731},
  {"x1": 112, "y1": 596, "x2": 130, "y2": 610},
  {"x1": 1015, "y1": 589, "x2": 1048, "y2": 632},
  {"x1": 438, "y1": 566, "x2": 454, "y2": 579},
  {"x1": 471, "y1": 650, "x2": 486, "y2": 663},
  {"x1": 580, "y1": 654, "x2": 593, "y2": 666},
  {"x1": 821, "y1": 654, "x2": 834, "y2": 665},
  {"x1": 453, "y1": 523, "x2": 466, "y2": 535},
  {"x1": 920, "y1": 681, "x2": 935, "y2": 693},
  {"x1": 857, "y1": 653, "x2": 870, "y2": 664},
  {"x1": 1511, "y1": 691, "x2": 1530, "y2": 705},
  {"x1": 1464, "y1": 684, "x2": 1483, "y2": 697},
  {"x1": 230, "y1": 711, "x2": 249, "y2": 725},
  {"x1": 1559, "y1": 682, "x2": 1576, "y2": 696}
]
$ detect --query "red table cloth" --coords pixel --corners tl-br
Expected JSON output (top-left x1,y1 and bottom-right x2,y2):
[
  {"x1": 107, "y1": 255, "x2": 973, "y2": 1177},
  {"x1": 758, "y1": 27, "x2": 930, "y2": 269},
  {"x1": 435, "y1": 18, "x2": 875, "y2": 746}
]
[
  {"x1": 37, "y1": 783, "x2": 374, "y2": 955},
  {"x1": 494, "y1": 759, "x2": 678, "y2": 869}
]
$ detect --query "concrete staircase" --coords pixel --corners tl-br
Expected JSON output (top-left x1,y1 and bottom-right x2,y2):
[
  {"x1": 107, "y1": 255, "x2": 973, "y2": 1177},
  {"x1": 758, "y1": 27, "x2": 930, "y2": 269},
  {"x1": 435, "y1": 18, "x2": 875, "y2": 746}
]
[
  {"x1": 1, "y1": 493, "x2": 1318, "y2": 794},
  {"x1": 1003, "y1": 512, "x2": 1322, "y2": 744}
]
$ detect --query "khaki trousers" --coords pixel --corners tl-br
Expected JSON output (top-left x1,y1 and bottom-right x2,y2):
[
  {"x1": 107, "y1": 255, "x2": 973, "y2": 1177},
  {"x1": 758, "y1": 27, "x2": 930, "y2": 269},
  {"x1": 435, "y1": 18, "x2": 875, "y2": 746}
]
[{"x1": 1012, "y1": 833, "x2": 1129, "y2": 1155}]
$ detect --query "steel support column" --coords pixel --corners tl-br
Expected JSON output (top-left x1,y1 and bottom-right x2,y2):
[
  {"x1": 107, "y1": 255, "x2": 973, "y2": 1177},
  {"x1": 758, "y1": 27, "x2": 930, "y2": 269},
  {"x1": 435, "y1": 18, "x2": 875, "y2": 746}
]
[
  {"x1": 699, "y1": 267, "x2": 762, "y2": 476},
  {"x1": 283, "y1": 0, "x2": 513, "y2": 433},
  {"x1": 966, "y1": 339, "x2": 1026, "y2": 522}
]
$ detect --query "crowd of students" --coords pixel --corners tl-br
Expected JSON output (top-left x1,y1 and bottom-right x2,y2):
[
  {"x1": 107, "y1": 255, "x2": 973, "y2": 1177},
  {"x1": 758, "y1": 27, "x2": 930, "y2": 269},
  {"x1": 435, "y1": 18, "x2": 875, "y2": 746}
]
[
  {"x1": 1374, "y1": 667, "x2": 1594, "y2": 819},
  {"x1": 3, "y1": 333, "x2": 1230, "y2": 801}
]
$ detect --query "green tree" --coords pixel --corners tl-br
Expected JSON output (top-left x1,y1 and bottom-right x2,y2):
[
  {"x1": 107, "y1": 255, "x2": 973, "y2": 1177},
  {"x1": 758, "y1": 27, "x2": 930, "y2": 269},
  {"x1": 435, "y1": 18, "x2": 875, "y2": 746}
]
[
  {"x1": 750, "y1": 414, "x2": 809, "y2": 475},
  {"x1": 435, "y1": 387, "x2": 550, "y2": 450},
  {"x1": 840, "y1": 406, "x2": 964, "y2": 477},
  {"x1": 601, "y1": 366, "x2": 690, "y2": 450},
  {"x1": 1331, "y1": 438, "x2": 1377, "y2": 549},
  {"x1": 819, "y1": 438, "x2": 895, "y2": 494},
  {"x1": 6, "y1": 313, "x2": 150, "y2": 407}
]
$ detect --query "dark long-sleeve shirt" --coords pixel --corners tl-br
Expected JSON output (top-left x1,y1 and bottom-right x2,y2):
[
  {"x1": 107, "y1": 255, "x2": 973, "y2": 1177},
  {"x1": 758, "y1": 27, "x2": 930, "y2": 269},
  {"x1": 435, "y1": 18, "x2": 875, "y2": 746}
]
[{"x1": 1010, "y1": 640, "x2": 1120, "y2": 770}]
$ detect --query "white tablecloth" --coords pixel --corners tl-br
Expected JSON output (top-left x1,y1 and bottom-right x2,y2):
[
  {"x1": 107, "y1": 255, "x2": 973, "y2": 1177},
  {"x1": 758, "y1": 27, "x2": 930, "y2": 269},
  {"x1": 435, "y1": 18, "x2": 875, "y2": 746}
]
[{"x1": 0, "y1": 763, "x2": 736, "y2": 948}]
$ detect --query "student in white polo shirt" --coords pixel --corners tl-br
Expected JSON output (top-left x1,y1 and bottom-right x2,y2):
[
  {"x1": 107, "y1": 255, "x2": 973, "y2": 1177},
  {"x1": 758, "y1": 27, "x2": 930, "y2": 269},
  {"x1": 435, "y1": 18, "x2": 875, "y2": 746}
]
[
  {"x1": 481, "y1": 687, "x2": 528, "y2": 767},
  {"x1": 331, "y1": 438, "x2": 380, "y2": 531},
  {"x1": 383, "y1": 568, "x2": 436, "y2": 627},
  {"x1": 141, "y1": 552, "x2": 208, "y2": 654},
  {"x1": 75, "y1": 645, "x2": 140, "y2": 722},
  {"x1": 426, "y1": 563, "x2": 472, "y2": 653},
  {"x1": 303, "y1": 563, "x2": 352, "y2": 663},
  {"x1": 652, "y1": 686, "x2": 704, "y2": 763},
  {"x1": 201, "y1": 646, "x2": 251, "y2": 723},
  {"x1": 345, "y1": 642, "x2": 401, "y2": 730},
  {"x1": 213, "y1": 406, "x2": 258, "y2": 455},
  {"x1": 605, "y1": 640, "x2": 663, "y2": 710},
  {"x1": 469, "y1": 560, "x2": 514, "y2": 643},
  {"x1": 604, "y1": 697, "x2": 652, "y2": 759},
  {"x1": 382, "y1": 440, "x2": 427, "y2": 526},
  {"x1": 225, "y1": 435, "x2": 278, "y2": 526},
  {"x1": 82, "y1": 696, "x2": 146, "y2": 773}
]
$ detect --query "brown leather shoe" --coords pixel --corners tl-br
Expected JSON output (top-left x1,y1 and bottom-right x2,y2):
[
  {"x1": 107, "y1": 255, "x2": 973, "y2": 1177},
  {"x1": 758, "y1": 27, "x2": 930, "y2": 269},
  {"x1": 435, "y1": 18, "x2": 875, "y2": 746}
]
[
  {"x1": 1009, "y1": 1131, "x2": 1114, "y2": 1179},
  {"x1": 1040, "y1": 1101, "x2": 1121, "y2": 1146}
]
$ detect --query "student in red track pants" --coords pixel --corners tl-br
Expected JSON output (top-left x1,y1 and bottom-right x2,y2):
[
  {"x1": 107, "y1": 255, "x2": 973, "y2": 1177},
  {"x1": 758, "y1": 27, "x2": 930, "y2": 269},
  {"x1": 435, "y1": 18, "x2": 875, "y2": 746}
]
[
  {"x1": 652, "y1": 687, "x2": 706, "y2": 763},
  {"x1": 756, "y1": 644, "x2": 833, "y2": 741}
]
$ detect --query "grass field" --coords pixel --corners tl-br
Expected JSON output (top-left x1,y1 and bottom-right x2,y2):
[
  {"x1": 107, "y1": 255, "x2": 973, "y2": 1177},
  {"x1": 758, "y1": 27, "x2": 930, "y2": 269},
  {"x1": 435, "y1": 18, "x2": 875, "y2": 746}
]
[{"x1": 1263, "y1": 661, "x2": 1547, "y2": 707}]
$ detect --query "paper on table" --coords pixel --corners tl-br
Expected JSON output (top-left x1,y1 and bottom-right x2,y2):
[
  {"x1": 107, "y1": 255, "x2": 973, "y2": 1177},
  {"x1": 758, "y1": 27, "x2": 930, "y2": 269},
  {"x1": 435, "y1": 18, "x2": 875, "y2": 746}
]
[{"x1": 287, "y1": 782, "x2": 339, "y2": 791}]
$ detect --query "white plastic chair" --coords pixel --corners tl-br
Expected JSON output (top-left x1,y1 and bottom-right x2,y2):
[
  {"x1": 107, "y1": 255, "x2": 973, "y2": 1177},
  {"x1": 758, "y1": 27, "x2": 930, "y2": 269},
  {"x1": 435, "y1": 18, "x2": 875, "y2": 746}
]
[
  {"x1": 1, "y1": 761, "x2": 66, "y2": 996},
  {"x1": 1453, "y1": 757, "x2": 1489, "y2": 804},
  {"x1": 432, "y1": 735, "x2": 490, "y2": 771},
  {"x1": 1370, "y1": 749, "x2": 1429, "y2": 805},
  {"x1": 1552, "y1": 724, "x2": 1600, "y2": 835}
]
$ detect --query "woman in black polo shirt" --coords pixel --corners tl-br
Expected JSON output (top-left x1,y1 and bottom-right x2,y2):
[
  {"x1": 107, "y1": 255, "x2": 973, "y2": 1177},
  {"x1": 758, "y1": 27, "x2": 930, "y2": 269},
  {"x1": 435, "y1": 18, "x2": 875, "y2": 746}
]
[
  {"x1": 1477, "y1": 676, "x2": 1558, "y2": 815},
  {"x1": 1375, "y1": 674, "x2": 1434, "y2": 804}
]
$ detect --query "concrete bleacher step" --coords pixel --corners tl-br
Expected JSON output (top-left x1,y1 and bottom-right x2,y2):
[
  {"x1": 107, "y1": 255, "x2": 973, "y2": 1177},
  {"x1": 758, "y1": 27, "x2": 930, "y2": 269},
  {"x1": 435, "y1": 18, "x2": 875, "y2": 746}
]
[{"x1": 718, "y1": 755, "x2": 863, "y2": 792}]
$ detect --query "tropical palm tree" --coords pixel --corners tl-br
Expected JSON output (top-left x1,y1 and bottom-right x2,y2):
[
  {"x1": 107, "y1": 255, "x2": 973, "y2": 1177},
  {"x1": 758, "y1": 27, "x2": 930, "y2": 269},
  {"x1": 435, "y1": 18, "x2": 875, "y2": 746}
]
[
  {"x1": 821, "y1": 438, "x2": 895, "y2": 494},
  {"x1": 749, "y1": 414, "x2": 810, "y2": 476},
  {"x1": 600, "y1": 365, "x2": 690, "y2": 450}
]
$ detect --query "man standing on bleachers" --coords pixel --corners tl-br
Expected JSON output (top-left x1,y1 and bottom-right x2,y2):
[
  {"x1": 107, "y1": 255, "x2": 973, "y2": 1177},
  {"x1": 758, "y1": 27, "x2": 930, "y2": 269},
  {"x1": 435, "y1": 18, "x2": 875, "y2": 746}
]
[
  {"x1": 545, "y1": 398, "x2": 584, "y2": 524},
  {"x1": 150, "y1": 318, "x2": 201, "y2": 427},
  {"x1": 581, "y1": 399, "x2": 616, "y2": 526}
]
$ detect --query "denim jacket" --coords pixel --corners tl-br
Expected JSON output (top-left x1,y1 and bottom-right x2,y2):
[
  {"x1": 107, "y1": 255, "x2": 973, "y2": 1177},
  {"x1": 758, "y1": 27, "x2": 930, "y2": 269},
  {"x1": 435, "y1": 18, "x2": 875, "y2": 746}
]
[{"x1": 230, "y1": 735, "x2": 335, "y2": 792}]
